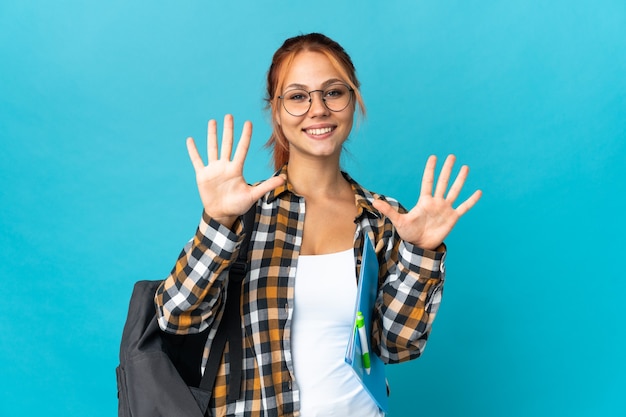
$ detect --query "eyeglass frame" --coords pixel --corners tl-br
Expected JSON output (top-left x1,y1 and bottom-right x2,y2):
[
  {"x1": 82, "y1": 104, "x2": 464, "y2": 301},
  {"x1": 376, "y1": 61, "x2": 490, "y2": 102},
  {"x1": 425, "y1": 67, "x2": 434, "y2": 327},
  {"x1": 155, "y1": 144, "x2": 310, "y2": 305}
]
[{"x1": 277, "y1": 83, "x2": 355, "y2": 117}]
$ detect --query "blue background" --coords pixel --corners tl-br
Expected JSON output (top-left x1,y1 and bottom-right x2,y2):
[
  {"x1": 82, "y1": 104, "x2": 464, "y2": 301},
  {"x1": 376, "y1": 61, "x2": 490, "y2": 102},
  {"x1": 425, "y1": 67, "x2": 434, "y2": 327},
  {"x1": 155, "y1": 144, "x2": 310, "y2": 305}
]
[{"x1": 1, "y1": 1, "x2": 624, "y2": 416}]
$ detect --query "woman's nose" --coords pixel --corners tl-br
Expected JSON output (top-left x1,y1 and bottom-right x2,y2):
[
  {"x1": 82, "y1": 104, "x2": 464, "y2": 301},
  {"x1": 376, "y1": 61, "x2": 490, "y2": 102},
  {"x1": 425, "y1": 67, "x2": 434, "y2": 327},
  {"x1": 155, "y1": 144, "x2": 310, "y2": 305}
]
[{"x1": 308, "y1": 91, "x2": 329, "y2": 116}]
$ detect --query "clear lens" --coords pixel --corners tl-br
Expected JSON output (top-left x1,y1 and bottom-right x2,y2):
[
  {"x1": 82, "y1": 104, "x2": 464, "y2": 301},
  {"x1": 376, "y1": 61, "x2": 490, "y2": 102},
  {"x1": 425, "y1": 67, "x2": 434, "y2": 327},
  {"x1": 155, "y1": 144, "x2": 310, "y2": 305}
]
[
  {"x1": 280, "y1": 83, "x2": 353, "y2": 116},
  {"x1": 282, "y1": 89, "x2": 310, "y2": 116},
  {"x1": 323, "y1": 84, "x2": 351, "y2": 112}
]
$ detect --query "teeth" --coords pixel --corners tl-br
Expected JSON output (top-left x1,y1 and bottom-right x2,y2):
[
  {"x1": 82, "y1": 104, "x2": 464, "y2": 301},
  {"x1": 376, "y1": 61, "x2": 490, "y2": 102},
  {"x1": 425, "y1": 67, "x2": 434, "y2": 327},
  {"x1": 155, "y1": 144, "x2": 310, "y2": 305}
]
[{"x1": 306, "y1": 127, "x2": 333, "y2": 135}]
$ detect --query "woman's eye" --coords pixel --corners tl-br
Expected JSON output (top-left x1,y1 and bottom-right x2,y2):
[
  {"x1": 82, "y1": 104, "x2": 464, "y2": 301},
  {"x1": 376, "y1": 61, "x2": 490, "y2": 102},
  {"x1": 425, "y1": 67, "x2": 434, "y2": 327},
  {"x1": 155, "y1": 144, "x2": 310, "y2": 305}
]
[
  {"x1": 326, "y1": 88, "x2": 345, "y2": 98},
  {"x1": 287, "y1": 92, "x2": 308, "y2": 101}
]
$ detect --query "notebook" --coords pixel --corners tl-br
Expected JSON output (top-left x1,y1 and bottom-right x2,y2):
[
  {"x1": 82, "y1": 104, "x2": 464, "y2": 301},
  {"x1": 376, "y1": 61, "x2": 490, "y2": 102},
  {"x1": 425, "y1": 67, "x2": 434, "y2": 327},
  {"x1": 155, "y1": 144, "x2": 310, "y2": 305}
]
[{"x1": 344, "y1": 235, "x2": 388, "y2": 412}]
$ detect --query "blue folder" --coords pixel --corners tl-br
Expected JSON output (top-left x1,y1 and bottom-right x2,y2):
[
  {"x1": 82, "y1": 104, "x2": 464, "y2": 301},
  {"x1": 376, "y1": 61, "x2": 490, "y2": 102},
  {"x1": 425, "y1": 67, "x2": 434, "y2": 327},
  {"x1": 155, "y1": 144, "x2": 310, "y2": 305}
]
[{"x1": 344, "y1": 235, "x2": 388, "y2": 412}]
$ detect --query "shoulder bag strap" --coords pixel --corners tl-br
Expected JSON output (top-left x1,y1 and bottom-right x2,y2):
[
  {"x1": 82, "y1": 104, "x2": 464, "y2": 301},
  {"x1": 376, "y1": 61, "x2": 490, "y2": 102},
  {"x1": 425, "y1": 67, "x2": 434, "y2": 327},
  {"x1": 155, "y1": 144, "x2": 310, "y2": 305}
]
[{"x1": 199, "y1": 204, "x2": 256, "y2": 402}]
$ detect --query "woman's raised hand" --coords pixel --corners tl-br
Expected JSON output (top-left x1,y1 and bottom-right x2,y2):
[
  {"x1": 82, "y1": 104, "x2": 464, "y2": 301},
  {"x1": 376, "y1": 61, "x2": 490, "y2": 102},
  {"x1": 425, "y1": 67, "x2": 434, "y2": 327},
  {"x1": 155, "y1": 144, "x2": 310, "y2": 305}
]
[
  {"x1": 372, "y1": 155, "x2": 482, "y2": 251},
  {"x1": 186, "y1": 114, "x2": 286, "y2": 228}
]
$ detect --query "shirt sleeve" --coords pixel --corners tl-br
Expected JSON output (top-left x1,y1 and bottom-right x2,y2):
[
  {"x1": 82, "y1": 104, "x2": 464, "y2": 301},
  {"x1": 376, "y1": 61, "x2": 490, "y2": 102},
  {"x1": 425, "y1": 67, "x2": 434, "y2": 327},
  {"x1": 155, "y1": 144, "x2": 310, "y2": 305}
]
[
  {"x1": 372, "y1": 219, "x2": 446, "y2": 364},
  {"x1": 154, "y1": 211, "x2": 245, "y2": 335}
]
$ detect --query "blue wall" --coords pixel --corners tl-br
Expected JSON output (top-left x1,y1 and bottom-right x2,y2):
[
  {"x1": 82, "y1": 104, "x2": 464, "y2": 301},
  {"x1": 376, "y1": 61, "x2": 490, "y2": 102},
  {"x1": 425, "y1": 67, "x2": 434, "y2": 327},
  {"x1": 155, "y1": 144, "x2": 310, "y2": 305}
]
[{"x1": 1, "y1": 1, "x2": 624, "y2": 415}]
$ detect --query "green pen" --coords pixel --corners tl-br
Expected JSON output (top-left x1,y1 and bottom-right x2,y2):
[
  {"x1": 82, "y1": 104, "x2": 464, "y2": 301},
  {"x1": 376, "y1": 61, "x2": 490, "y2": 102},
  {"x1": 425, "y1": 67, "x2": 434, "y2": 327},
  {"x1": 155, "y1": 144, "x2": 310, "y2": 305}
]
[{"x1": 356, "y1": 311, "x2": 371, "y2": 374}]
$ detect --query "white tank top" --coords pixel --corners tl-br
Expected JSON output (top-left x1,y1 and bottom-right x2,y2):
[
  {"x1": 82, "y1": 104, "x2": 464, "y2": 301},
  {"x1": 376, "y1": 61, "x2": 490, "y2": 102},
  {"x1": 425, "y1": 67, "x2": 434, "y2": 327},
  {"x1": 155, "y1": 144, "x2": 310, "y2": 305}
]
[{"x1": 291, "y1": 249, "x2": 384, "y2": 417}]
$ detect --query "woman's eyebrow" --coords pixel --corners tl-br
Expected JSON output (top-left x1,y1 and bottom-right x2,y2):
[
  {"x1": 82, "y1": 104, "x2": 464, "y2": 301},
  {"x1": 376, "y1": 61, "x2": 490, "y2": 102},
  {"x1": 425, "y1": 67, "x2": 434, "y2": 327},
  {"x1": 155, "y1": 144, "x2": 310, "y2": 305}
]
[
  {"x1": 321, "y1": 78, "x2": 345, "y2": 88},
  {"x1": 283, "y1": 78, "x2": 345, "y2": 91},
  {"x1": 284, "y1": 83, "x2": 307, "y2": 90}
]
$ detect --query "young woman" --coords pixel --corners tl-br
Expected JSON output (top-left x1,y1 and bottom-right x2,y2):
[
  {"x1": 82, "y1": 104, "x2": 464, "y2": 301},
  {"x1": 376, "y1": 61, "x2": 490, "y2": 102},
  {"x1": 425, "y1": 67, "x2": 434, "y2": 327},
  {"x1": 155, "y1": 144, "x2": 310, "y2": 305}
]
[{"x1": 155, "y1": 33, "x2": 481, "y2": 417}]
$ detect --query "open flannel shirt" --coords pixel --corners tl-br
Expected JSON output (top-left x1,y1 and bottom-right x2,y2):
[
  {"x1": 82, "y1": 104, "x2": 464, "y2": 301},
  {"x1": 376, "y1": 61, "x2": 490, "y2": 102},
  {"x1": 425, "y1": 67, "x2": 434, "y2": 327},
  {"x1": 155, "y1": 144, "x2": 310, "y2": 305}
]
[{"x1": 155, "y1": 166, "x2": 446, "y2": 417}]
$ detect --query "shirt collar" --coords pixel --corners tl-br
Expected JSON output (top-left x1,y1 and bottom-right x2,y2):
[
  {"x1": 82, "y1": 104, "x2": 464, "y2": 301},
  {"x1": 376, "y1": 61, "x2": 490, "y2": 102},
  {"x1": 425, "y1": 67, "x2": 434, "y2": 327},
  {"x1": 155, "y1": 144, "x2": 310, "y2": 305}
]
[
  {"x1": 265, "y1": 165, "x2": 293, "y2": 203},
  {"x1": 265, "y1": 165, "x2": 382, "y2": 222},
  {"x1": 344, "y1": 171, "x2": 382, "y2": 222}
]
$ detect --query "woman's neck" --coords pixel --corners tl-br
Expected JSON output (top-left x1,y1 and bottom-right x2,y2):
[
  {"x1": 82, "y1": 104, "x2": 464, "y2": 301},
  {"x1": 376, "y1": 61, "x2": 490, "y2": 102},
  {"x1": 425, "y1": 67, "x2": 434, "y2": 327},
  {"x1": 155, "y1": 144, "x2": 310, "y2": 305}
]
[{"x1": 286, "y1": 157, "x2": 349, "y2": 198}]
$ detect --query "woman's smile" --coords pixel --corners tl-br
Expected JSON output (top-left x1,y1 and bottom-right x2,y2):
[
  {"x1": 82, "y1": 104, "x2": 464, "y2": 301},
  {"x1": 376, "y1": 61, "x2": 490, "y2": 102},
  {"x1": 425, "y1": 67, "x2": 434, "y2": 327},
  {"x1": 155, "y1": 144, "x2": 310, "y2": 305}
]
[{"x1": 303, "y1": 124, "x2": 337, "y2": 138}]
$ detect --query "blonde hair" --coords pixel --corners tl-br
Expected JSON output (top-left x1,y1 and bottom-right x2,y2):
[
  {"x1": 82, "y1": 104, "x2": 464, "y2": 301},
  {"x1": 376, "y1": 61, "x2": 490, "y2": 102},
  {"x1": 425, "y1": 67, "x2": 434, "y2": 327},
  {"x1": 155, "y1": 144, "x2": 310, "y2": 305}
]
[{"x1": 265, "y1": 33, "x2": 366, "y2": 170}]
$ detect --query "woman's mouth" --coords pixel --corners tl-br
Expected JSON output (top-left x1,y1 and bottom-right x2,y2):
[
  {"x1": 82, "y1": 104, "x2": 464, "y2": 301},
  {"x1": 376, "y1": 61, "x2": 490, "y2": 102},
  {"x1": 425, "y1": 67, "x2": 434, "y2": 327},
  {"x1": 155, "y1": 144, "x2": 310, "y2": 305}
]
[{"x1": 304, "y1": 126, "x2": 335, "y2": 136}]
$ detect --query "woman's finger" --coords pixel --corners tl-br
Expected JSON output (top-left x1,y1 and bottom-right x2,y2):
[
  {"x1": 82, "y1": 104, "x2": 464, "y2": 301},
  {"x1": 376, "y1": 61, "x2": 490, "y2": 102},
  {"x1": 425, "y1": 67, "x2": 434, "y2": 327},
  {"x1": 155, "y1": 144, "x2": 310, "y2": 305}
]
[
  {"x1": 420, "y1": 155, "x2": 437, "y2": 197},
  {"x1": 455, "y1": 189, "x2": 483, "y2": 216},
  {"x1": 250, "y1": 175, "x2": 286, "y2": 201},
  {"x1": 207, "y1": 119, "x2": 218, "y2": 162},
  {"x1": 232, "y1": 120, "x2": 253, "y2": 169},
  {"x1": 434, "y1": 154, "x2": 455, "y2": 199},
  {"x1": 445, "y1": 165, "x2": 469, "y2": 202},
  {"x1": 372, "y1": 199, "x2": 402, "y2": 226},
  {"x1": 220, "y1": 114, "x2": 234, "y2": 160},
  {"x1": 186, "y1": 137, "x2": 205, "y2": 172}
]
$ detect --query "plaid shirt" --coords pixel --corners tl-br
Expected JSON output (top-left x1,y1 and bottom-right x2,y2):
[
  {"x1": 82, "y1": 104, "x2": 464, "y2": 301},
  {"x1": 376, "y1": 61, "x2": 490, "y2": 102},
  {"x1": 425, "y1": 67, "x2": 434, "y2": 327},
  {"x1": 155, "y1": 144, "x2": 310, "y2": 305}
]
[{"x1": 155, "y1": 166, "x2": 446, "y2": 417}]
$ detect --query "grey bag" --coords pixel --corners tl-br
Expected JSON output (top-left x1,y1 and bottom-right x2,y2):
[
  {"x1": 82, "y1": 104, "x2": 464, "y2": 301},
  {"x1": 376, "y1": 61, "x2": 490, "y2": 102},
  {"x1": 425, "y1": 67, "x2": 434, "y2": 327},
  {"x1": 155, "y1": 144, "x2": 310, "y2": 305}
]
[
  {"x1": 116, "y1": 207, "x2": 255, "y2": 417},
  {"x1": 116, "y1": 280, "x2": 212, "y2": 416}
]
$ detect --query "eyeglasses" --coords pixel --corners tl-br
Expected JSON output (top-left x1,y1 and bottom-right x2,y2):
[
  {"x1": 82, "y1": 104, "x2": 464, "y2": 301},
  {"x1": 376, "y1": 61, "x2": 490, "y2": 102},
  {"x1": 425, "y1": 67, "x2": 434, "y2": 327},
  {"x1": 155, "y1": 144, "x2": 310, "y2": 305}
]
[{"x1": 278, "y1": 83, "x2": 354, "y2": 117}]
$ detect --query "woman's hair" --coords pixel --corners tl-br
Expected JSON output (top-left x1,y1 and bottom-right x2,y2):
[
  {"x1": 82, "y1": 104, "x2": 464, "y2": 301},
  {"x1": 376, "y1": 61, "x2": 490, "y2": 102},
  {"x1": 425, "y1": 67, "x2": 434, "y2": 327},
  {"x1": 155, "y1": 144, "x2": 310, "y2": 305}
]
[{"x1": 265, "y1": 33, "x2": 366, "y2": 170}]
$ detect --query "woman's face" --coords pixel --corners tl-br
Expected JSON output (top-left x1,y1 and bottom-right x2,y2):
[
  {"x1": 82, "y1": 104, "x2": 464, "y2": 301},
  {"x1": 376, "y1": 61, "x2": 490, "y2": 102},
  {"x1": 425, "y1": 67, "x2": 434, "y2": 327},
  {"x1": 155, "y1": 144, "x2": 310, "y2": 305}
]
[{"x1": 276, "y1": 51, "x2": 355, "y2": 165}]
